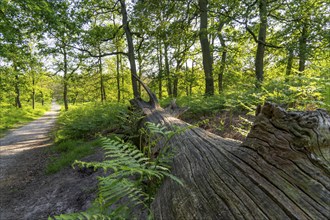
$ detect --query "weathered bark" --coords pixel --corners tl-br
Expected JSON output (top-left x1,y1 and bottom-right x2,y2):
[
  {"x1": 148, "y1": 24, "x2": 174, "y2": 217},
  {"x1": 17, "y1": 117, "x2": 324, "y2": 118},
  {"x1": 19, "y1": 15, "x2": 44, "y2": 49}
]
[
  {"x1": 132, "y1": 96, "x2": 330, "y2": 219},
  {"x1": 255, "y1": 0, "x2": 267, "y2": 87},
  {"x1": 199, "y1": 0, "x2": 214, "y2": 96}
]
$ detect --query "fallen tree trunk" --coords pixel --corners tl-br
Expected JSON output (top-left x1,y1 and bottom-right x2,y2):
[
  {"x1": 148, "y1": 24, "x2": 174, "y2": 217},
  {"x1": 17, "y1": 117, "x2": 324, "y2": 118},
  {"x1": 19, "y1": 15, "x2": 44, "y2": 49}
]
[{"x1": 131, "y1": 97, "x2": 330, "y2": 219}]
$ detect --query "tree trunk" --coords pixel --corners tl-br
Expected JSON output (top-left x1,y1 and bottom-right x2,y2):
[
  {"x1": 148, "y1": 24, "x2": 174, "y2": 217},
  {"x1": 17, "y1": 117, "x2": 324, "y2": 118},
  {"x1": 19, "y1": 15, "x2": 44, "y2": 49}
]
[
  {"x1": 63, "y1": 47, "x2": 69, "y2": 111},
  {"x1": 41, "y1": 91, "x2": 44, "y2": 106},
  {"x1": 199, "y1": 0, "x2": 214, "y2": 96},
  {"x1": 131, "y1": 96, "x2": 330, "y2": 219},
  {"x1": 185, "y1": 61, "x2": 189, "y2": 96},
  {"x1": 255, "y1": 0, "x2": 267, "y2": 87},
  {"x1": 218, "y1": 21, "x2": 226, "y2": 94},
  {"x1": 173, "y1": 77, "x2": 178, "y2": 98},
  {"x1": 14, "y1": 74, "x2": 22, "y2": 108},
  {"x1": 299, "y1": 23, "x2": 308, "y2": 72},
  {"x1": 173, "y1": 61, "x2": 182, "y2": 98},
  {"x1": 114, "y1": 14, "x2": 121, "y2": 102},
  {"x1": 98, "y1": 49, "x2": 106, "y2": 103},
  {"x1": 32, "y1": 72, "x2": 35, "y2": 109},
  {"x1": 138, "y1": 49, "x2": 143, "y2": 95},
  {"x1": 286, "y1": 47, "x2": 294, "y2": 77},
  {"x1": 116, "y1": 53, "x2": 121, "y2": 102},
  {"x1": 218, "y1": 51, "x2": 226, "y2": 93},
  {"x1": 157, "y1": 40, "x2": 163, "y2": 99},
  {"x1": 190, "y1": 60, "x2": 194, "y2": 96},
  {"x1": 164, "y1": 43, "x2": 172, "y2": 97},
  {"x1": 120, "y1": 0, "x2": 140, "y2": 98},
  {"x1": 120, "y1": 55, "x2": 125, "y2": 100}
]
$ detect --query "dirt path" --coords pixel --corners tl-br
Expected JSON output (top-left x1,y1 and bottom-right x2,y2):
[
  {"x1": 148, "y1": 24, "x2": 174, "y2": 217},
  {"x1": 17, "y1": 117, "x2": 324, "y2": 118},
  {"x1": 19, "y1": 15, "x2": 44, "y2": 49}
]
[
  {"x1": 0, "y1": 103, "x2": 102, "y2": 220},
  {"x1": 0, "y1": 102, "x2": 60, "y2": 180}
]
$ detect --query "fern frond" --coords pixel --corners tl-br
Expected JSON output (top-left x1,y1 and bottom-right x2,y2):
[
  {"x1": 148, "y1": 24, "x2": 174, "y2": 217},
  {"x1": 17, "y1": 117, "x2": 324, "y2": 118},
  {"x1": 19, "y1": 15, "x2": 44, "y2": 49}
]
[
  {"x1": 98, "y1": 177, "x2": 147, "y2": 208},
  {"x1": 145, "y1": 122, "x2": 168, "y2": 136},
  {"x1": 68, "y1": 128, "x2": 183, "y2": 219}
]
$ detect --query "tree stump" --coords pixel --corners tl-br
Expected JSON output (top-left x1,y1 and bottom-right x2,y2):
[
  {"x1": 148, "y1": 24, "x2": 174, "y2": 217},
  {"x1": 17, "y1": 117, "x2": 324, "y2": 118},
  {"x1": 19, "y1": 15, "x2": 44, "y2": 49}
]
[{"x1": 131, "y1": 97, "x2": 330, "y2": 219}]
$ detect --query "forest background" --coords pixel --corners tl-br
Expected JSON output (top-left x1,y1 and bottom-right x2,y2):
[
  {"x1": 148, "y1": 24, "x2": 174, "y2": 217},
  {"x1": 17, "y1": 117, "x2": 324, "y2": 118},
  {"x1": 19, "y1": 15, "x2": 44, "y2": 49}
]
[{"x1": 0, "y1": 0, "x2": 329, "y2": 136}]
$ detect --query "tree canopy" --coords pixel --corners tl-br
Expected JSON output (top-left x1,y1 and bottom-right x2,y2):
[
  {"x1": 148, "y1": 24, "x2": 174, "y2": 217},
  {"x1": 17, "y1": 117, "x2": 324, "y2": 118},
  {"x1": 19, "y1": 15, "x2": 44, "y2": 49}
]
[{"x1": 0, "y1": 0, "x2": 329, "y2": 110}]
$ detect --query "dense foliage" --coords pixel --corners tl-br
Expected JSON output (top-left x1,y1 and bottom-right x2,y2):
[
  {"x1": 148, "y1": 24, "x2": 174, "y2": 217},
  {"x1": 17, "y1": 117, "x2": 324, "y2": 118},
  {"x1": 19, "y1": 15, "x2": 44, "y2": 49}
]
[{"x1": 0, "y1": 0, "x2": 328, "y2": 112}]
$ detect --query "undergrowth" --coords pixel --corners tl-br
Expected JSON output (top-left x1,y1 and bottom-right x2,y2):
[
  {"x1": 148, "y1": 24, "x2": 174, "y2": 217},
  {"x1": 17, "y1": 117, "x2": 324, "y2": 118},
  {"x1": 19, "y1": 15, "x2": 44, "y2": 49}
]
[
  {"x1": 0, "y1": 103, "x2": 50, "y2": 137},
  {"x1": 160, "y1": 74, "x2": 328, "y2": 141},
  {"x1": 47, "y1": 102, "x2": 128, "y2": 174},
  {"x1": 51, "y1": 122, "x2": 184, "y2": 220},
  {"x1": 55, "y1": 102, "x2": 128, "y2": 140},
  {"x1": 46, "y1": 139, "x2": 101, "y2": 174},
  {"x1": 161, "y1": 73, "x2": 329, "y2": 117}
]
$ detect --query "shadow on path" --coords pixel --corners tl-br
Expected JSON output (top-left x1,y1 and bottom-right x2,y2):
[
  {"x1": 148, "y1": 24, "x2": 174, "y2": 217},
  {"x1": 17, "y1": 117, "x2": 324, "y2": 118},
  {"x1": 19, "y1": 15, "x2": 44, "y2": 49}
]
[{"x1": 0, "y1": 103, "x2": 103, "y2": 220}]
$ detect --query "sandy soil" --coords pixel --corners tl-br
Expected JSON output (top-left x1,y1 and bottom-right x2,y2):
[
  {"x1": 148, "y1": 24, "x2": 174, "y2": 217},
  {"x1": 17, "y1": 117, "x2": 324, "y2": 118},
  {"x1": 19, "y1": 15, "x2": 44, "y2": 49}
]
[{"x1": 0, "y1": 103, "x2": 102, "y2": 220}]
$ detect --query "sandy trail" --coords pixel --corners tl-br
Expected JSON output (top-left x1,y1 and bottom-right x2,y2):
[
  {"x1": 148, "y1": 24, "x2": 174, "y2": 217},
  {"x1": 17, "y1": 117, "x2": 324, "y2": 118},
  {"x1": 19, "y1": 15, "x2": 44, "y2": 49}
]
[
  {"x1": 0, "y1": 102, "x2": 61, "y2": 180},
  {"x1": 0, "y1": 103, "x2": 101, "y2": 220}
]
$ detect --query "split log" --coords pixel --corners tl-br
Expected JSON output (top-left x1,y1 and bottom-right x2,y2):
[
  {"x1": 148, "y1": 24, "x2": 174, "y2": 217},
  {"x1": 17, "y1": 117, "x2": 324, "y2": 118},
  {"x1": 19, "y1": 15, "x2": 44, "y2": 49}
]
[{"x1": 131, "y1": 97, "x2": 330, "y2": 219}]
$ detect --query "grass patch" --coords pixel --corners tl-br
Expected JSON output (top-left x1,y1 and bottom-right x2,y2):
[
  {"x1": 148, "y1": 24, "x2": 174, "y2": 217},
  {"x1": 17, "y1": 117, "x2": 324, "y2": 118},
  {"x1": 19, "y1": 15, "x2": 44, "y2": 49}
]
[
  {"x1": 0, "y1": 103, "x2": 50, "y2": 137},
  {"x1": 46, "y1": 139, "x2": 100, "y2": 174}
]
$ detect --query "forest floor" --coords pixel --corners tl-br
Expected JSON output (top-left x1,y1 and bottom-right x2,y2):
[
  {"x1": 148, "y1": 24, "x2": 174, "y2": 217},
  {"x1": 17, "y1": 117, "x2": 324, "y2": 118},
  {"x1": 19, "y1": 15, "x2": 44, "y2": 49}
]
[
  {"x1": 0, "y1": 102, "x2": 253, "y2": 219},
  {"x1": 0, "y1": 103, "x2": 103, "y2": 220}
]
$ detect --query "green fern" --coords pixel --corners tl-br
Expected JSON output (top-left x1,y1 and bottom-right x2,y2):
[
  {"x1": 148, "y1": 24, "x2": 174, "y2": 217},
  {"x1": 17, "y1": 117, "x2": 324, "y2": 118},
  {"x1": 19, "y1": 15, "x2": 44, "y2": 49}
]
[{"x1": 52, "y1": 123, "x2": 183, "y2": 219}]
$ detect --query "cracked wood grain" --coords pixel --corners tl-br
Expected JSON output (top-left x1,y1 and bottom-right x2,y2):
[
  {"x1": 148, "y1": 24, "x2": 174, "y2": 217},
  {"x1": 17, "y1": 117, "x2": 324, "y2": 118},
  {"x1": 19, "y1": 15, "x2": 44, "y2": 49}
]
[{"x1": 131, "y1": 99, "x2": 330, "y2": 220}]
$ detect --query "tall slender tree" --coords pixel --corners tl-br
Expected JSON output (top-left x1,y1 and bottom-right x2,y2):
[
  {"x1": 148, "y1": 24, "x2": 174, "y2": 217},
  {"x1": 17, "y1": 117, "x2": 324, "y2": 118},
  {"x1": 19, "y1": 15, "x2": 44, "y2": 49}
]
[
  {"x1": 198, "y1": 0, "x2": 214, "y2": 95},
  {"x1": 119, "y1": 0, "x2": 140, "y2": 98},
  {"x1": 255, "y1": 0, "x2": 267, "y2": 86}
]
